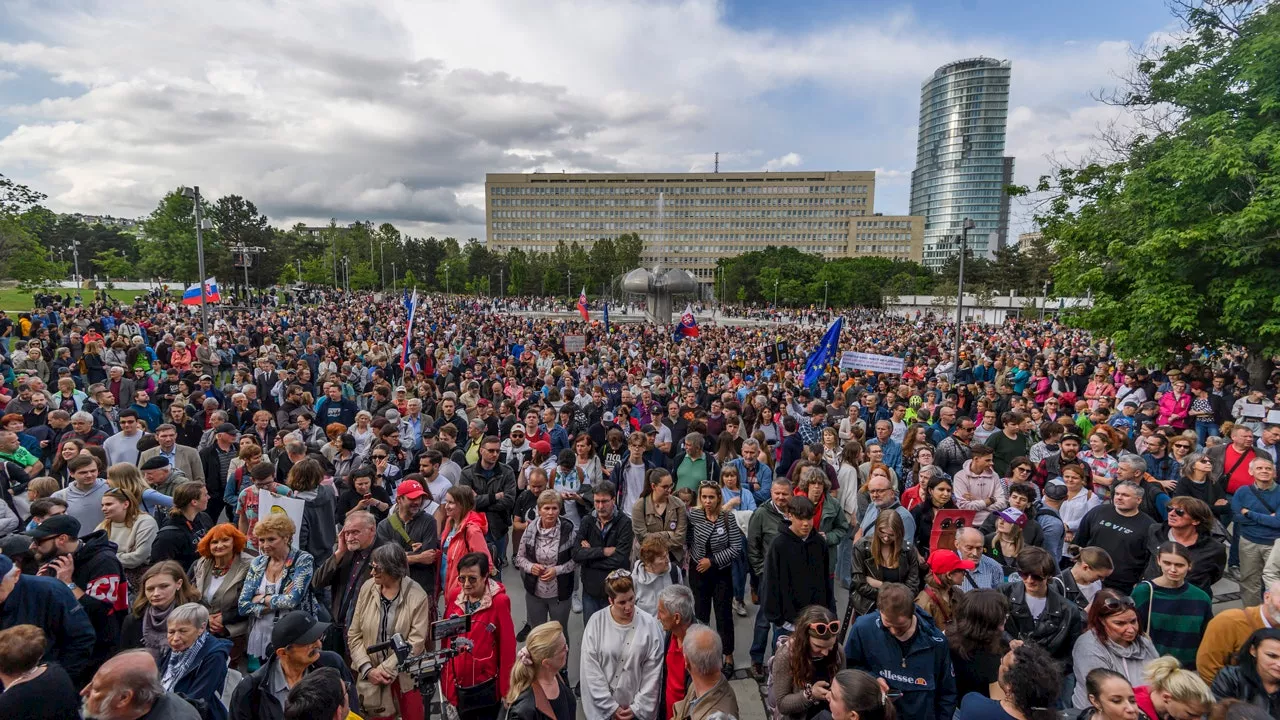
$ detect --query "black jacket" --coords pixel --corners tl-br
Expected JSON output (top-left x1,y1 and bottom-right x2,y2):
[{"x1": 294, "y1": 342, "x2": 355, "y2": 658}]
[
  {"x1": 507, "y1": 676, "x2": 575, "y2": 720},
  {"x1": 61, "y1": 530, "x2": 126, "y2": 669},
  {"x1": 0, "y1": 574, "x2": 96, "y2": 684},
  {"x1": 573, "y1": 511, "x2": 633, "y2": 598},
  {"x1": 764, "y1": 527, "x2": 834, "y2": 625},
  {"x1": 979, "y1": 507, "x2": 1047, "y2": 549},
  {"x1": 228, "y1": 651, "x2": 359, "y2": 720},
  {"x1": 1052, "y1": 569, "x2": 1091, "y2": 612},
  {"x1": 850, "y1": 535, "x2": 921, "y2": 615},
  {"x1": 149, "y1": 512, "x2": 214, "y2": 571},
  {"x1": 311, "y1": 537, "x2": 387, "y2": 624},
  {"x1": 999, "y1": 581, "x2": 1083, "y2": 661},
  {"x1": 1141, "y1": 523, "x2": 1227, "y2": 596},
  {"x1": 1211, "y1": 663, "x2": 1280, "y2": 718},
  {"x1": 459, "y1": 460, "x2": 518, "y2": 536},
  {"x1": 199, "y1": 442, "x2": 236, "y2": 500},
  {"x1": 519, "y1": 516, "x2": 576, "y2": 601}
]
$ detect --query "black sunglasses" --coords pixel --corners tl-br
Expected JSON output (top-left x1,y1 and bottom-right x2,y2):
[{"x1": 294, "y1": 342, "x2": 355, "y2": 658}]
[
  {"x1": 1170, "y1": 507, "x2": 1187, "y2": 517},
  {"x1": 1101, "y1": 596, "x2": 1136, "y2": 613}
]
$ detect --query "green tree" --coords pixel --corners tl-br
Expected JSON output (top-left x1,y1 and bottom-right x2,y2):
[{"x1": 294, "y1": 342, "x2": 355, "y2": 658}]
[
  {"x1": 93, "y1": 249, "x2": 133, "y2": 280},
  {"x1": 139, "y1": 191, "x2": 221, "y2": 281},
  {"x1": 1032, "y1": 0, "x2": 1280, "y2": 383}
]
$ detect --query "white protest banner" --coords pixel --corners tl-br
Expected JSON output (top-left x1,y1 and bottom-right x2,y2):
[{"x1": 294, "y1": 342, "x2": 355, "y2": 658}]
[
  {"x1": 258, "y1": 489, "x2": 306, "y2": 547},
  {"x1": 838, "y1": 350, "x2": 905, "y2": 375},
  {"x1": 563, "y1": 334, "x2": 586, "y2": 353}
]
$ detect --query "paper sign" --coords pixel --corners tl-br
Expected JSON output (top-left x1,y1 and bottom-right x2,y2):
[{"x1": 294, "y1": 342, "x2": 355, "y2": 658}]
[
  {"x1": 1267, "y1": 409, "x2": 1280, "y2": 425},
  {"x1": 563, "y1": 335, "x2": 586, "y2": 353},
  {"x1": 258, "y1": 489, "x2": 305, "y2": 547},
  {"x1": 839, "y1": 351, "x2": 906, "y2": 375},
  {"x1": 929, "y1": 509, "x2": 977, "y2": 556},
  {"x1": 1241, "y1": 403, "x2": 1267, "y2": 419}
]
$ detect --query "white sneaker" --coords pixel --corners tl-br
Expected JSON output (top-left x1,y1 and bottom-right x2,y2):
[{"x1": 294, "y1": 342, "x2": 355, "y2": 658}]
[
  {"x1": 572, "y1": 592, "x2": 583, "y2": 613},
  {"x1": 733, "y1": 599, "x2": 747, "y2": 617}
]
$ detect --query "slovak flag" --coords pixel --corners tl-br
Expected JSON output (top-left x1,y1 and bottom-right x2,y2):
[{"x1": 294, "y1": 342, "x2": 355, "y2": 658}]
[
  {"x1": 576, "y1": 287, "x2": 590, "y2": 322},
  {"x1": 674, "y1": 304, "x2": 699, "y2": 340},
  {"x1": 182, "y1": 278, "x2": 220, "y2": 305}
]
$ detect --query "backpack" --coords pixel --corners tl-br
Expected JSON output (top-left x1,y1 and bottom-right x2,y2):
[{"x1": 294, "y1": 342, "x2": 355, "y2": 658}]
[{"x1": 764, "y1": 634, "x2": 793, "y2": 720}]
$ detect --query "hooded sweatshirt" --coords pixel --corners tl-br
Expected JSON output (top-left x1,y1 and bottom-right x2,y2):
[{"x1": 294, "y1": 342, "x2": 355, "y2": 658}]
[
  {"x1": 53, "y1": 478, "x2": 109, "y2": 533},
  {"x1": 763, "y1": 526, "x2": 834, "y2": 626},
  {"x1": 630, "y1": 558, "x2": 674, "y2": 617},
  {"x1": 951, "y1": 459, "x2": 1006, "y2": 525},
  {"x1": 70, "y1": 530, "x2": 128, "y2": 668}
]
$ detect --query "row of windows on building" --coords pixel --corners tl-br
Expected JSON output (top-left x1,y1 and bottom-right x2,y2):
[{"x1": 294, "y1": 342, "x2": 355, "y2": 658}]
[
  {"x1": 855, "y1": 220, "x2": 914, "y2": 229},
  {"x1": 489, "y1": 184, "x2": 870, "y2": 195},
  {"x1": 489, "y1": 208, "x2": 855, "y2": 220},
  {"x1": 853, "y1": 233, "x2": 912, "y2": 242},
  {"x1": 492, "y1": 232, "x2": 850, "y2": 244},
  {"x1": 491, "y1": 220, "x2": 851, "y2": 231},
  {"x1": 852, "y1": 245, "x2": 912, "y2": 255},
  {"x1": 490, "y1": 197, "x2": 868, "y2": 208}
]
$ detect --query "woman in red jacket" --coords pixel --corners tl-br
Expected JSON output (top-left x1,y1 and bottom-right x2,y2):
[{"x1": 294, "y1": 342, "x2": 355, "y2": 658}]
[
  {"x1": 441, "y1": 485, "x2": 492, "y2": 597},
  {"x1": 441, "y1": 552, "x2": 516, "y2": 720}
]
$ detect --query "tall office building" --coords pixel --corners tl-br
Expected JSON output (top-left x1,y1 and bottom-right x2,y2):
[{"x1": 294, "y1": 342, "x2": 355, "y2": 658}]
[
  {"x1": 486, "y1": 171, "x2": 922, "y2": 285},
  {"x1": 910, "y1": 57, "x2": 1013, "y2": 269}
]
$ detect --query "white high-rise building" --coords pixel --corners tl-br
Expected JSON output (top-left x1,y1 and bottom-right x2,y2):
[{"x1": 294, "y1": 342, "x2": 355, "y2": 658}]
[{"x1": 910, "y1": 57, "x2": 1014, "y2": 269}]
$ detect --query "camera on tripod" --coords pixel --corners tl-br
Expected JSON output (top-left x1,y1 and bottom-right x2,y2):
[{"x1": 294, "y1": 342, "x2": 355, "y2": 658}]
[{"x1": 367, "y1": 613, "x2": 474, "y2": 685}]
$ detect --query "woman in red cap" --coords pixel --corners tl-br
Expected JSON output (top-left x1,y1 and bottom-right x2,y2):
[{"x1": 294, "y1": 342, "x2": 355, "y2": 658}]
[{"x1": 916, "y1": 550, "x2": 973, "y2": 627}]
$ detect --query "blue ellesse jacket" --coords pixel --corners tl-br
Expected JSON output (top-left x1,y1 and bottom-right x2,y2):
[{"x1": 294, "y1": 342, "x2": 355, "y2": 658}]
[{"x1": 844, "y1": 607, "x2": 957, "y2": 720}]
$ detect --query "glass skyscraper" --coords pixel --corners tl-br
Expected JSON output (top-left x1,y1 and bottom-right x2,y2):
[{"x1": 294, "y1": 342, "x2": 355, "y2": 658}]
[{"x1": 910, "y1": 57, "x2": 1013, "y2": 269}]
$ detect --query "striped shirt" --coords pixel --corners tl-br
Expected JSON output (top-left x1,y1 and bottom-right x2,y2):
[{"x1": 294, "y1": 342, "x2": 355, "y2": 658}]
[
  {"x1": 1132, "y1": 580, "x2": 1212, "y2": 669},
  {"x1": 686, "y1": 508, "x2": 743, "y2": 569}
]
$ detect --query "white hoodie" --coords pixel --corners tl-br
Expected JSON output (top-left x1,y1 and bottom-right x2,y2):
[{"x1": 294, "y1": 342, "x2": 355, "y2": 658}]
[{"x1": 630, "y1": 559, "x2": 674, "y2": 618}]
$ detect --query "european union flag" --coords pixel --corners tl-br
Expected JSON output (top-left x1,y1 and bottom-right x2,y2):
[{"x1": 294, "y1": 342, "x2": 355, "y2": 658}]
[{"x1": 803, "y1": 317, "x2": 843, "y2": 388}]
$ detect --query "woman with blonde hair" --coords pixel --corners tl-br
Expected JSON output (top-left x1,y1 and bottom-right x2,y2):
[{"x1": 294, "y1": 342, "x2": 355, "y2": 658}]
[
  {"x1": 1134, "y1": 656, "x2": 1213, "y2": 720},
  {"x1": 107, "y1": 462, "x2": 172, "y2": 516},
  {"x1": 98, "y1": 486, "x2": 158, "y2": 596},
  {"x1": 238, "y1": 512, "x2": 316, "y2": 670},
  {"x1": 505, "y1": 621, "x2": 574, "y2": 720}
]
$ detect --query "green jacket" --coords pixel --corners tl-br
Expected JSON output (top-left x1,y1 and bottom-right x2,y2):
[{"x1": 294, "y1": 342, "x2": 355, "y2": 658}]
[
  {"x1": 818, "y1": 495, "x2": 852, "y2": 572},
  {"x1": 747, "y1": 501, "x2": 788, "y2": 577}
]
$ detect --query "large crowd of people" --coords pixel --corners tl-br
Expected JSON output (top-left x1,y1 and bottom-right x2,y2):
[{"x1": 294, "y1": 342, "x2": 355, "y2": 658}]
[{"x1": 0, "y1": 287, "x2": 1278, "y2": 720}]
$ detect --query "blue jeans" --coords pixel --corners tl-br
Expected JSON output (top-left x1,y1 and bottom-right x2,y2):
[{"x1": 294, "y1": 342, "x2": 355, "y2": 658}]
[
  {"x1": 749, "y1": 606, "x2": 791, "y2": 663},
  {"x1": 835, "y1": 535, "x2": 853, "y2": 589},
  {"x1": 731, "y1": 544, "x2": 749, "y2": 601},
  {"x1": 582, "y1": 593, "x2": 607, "y2": 627},
  {"x1": 1196, "y1": 420, "x2": 1220, "y2": 447}
]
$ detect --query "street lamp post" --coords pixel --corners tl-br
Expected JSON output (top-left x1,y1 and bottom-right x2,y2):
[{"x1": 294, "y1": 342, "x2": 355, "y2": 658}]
[
  {"x1": 445, "y1": 266, "x2": 450, "y2": 296},
  {"x1": 71, "y1": 238, "x2": 81, "y2": 288},
  {"x1": 823, "y1": 280, "x2": 829, "y2": 311},
  {"x1": 1040, "y1": 280, "x2": 1050, "y2": 322},
  {"x1": 178, "y1": 186, "x2": 210, "y2": 334},
  {"x1": 773, "y1": 277, "x2": 779, "y2": 307},
  {"x1": 392, "y1": 262, "x2": 397, "y2": 292},
  {"x1": 952, "y1": 217, "x2": 975, "y2": 377}
]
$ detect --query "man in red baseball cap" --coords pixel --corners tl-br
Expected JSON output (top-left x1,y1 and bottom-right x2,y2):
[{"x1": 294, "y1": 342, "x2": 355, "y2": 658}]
[
  {"x1": 917, "y1": 551, "x2": 975, "y2": 626},
  {"x1": 373, "y1": 478, "x2": 440, "y2": 593}
]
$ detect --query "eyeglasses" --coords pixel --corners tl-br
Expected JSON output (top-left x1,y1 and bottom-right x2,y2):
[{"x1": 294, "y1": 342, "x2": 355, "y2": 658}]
[
  {"x1": 606, "y1": 569, "x2": 633, "y2": 581},
  {"x1": 1013, "y1": 467, "x2": 1032, "y2": 474},
  {"x1": 1100, "y1": 595, "x2": 1136, "y2": 613},
  {"x1": 372, "y1": 454, "x2": 388, "y2": 460},
  {"x1": 808, "y1": 620, "x2": 841, "y2": 638},
  {"x1": 369, "y1": 563, "x2": 383, "y2": 574},
  {"x1": 1174, "y1": 444, "x2": 1192, "y2": 450},
  {"x1": 511, "y1": 433, "x2": 524, "y2": 438},
  {"x1": 1021, "y1": 573, "x2": 1046, "y2": 582},
  {"x1": 458, "y1": 574, "x2": 483, "y2": 585},
  {"x1": 1170, "y1": 507, "x2": 1188, "y2": 517},
  {"x1": 699, "y1": 480, "x2": 721, "y2": 489}
]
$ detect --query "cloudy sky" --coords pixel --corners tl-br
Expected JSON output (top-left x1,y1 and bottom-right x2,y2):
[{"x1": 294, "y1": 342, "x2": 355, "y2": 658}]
[{"x1": 0, "y1": 0, "x2": 1174, "y2": 241}]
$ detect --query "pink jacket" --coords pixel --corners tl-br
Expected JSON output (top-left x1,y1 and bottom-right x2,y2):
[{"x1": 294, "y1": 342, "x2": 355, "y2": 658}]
[
  {"x1": 1158, "y1": 391, "x2": 1191, "y2": 429},
  {"x1": 952, "y1": 459, "x2": 1007, "y2": 526}
]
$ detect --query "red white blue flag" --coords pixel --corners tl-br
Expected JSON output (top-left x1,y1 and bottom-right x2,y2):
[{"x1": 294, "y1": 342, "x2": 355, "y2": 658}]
[
  {"x1": 576, "y1": 287, "x2": 590, "y2": 322},
  {"x1": 674, "y1": 304, "x2": 699, "y2": 339}
]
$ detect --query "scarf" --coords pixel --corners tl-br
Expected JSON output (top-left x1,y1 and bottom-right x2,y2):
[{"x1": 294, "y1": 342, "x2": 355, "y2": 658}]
[
  {"x1": 161, "y1": 631, "x2": 210, "y2": 692},
  {"x1": 143, "y1": 603, "x2": 175, "y2": 660}
]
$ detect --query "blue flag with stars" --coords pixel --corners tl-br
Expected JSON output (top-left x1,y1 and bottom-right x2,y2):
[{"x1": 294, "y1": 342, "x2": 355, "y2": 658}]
[{"x1": 803, "y1": 317, "x2": 843, "y2": 388}]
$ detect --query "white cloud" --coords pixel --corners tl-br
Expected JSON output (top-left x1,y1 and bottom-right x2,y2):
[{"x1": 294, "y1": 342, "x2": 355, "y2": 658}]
[
  {"x1": 763, "y1": 152, "x2": 803, "y2": 171},
  {"x1": 0, "y1": 0, "x2": 1164, "y2": 241}
]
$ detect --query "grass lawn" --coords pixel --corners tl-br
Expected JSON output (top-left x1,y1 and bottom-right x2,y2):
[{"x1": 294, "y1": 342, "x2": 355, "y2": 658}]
[{"x1": 0, "y1": 287, "x2": 167, "y2": 312}]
